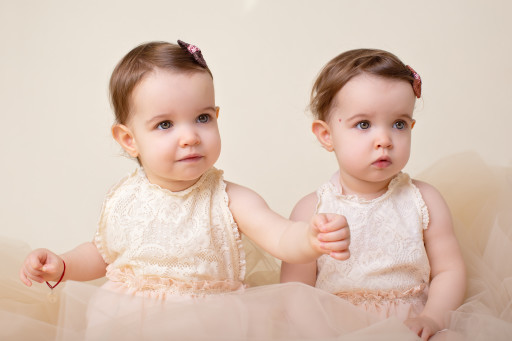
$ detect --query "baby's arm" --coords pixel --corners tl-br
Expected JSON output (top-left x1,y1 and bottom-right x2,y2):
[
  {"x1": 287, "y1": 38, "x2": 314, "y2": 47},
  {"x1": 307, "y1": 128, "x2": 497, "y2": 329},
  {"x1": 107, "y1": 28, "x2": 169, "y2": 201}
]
[
  {"x1": 226, "y1": 182, "x2": 350, "y2": 264},
  {"x1": 404, "y1": 180, "x2": 466, "y2": 340},
  {"x1": 20, "y1": 241, "x2": 107, "y2": 286},
  {"x1": 280, "y1": 192, "x2": 319, "y2": 286}
]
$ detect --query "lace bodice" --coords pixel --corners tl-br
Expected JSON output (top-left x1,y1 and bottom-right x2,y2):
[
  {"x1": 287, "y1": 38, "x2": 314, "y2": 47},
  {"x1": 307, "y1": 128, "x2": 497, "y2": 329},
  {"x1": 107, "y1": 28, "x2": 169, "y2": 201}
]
[
  {"x1": 315, "y1": 172, "x2": 430, "y2": 297},
  {"x1": 94, "y1": 167, "x2": 245, "y2": 296}
]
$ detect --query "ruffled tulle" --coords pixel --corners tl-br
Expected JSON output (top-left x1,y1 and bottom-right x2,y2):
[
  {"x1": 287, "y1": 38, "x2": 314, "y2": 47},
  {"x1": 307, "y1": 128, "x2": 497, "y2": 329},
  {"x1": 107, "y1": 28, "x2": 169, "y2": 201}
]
[
  {"x1": 416, "y1": 152, "x2": 512, "y2": 340},
  {"x1": 1, "y1": 152, "x2": 511, "y2": 340}
]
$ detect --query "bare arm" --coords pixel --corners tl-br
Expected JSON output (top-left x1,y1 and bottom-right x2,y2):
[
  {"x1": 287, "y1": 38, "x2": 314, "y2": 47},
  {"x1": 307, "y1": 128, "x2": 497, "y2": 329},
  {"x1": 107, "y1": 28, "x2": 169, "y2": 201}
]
[
  {"x1": 20, "y1": 241, "x2": 107, "y2": 286},
  {"x1": 405, "y1": 180, "x2": 466, "y2": 340},
  {"x1": 280, "y1": 192, "x2": 320, "y2": 286},
  {"x1": 226, "y1": 182, "x2": 349, "y2": 264}
]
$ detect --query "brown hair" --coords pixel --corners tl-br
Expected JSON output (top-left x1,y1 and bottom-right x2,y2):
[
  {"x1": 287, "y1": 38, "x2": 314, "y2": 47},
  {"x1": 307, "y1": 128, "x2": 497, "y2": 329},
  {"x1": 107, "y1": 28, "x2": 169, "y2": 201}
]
[
  {"x1": 310, "y1": 48, "x2": 416, "y2": 121},
  {"x1": 109, "y1": 41, "x2": 213, "y2": 124}
]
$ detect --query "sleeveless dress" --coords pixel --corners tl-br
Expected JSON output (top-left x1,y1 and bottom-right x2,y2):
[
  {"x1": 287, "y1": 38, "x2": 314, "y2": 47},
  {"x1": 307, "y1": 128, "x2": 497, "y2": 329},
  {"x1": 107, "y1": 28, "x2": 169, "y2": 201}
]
[
  {"x1": 93, "y1": 167, "x2": 246, "y2": 298},
  {"x1": 315, "y1": 172, "x2": 431, "y2": 320}
]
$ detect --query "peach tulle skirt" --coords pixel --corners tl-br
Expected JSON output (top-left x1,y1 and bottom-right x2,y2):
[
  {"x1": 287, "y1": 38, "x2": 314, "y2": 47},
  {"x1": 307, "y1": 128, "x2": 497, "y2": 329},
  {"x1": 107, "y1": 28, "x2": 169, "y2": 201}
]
[{"x1": 1, "y1": 153, "x2": 511, "y2": 340}]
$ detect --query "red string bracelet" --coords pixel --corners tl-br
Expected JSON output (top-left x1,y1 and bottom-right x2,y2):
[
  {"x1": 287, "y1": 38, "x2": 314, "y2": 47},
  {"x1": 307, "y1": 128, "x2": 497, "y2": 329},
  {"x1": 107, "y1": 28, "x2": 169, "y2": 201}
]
[{"x1": 46, "y1": 260, "x2": 66, "y2": 289}]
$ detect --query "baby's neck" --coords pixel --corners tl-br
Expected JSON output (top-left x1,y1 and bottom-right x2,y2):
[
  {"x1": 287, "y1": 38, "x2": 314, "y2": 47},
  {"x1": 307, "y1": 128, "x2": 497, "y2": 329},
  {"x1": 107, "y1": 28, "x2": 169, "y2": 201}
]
[
  {"x1": 143, "y1": 167, "x2": 206, "y2": 193},
  {"x1": 337, "y1": 174, "x2": 395, "y2": 200}
]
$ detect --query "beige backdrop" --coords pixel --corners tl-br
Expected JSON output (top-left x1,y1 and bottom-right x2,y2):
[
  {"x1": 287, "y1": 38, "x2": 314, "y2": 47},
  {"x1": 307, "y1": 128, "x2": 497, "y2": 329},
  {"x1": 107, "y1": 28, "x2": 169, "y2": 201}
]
[{"x1": 1, "y1": 0, "x2": 511, "y2": 252}]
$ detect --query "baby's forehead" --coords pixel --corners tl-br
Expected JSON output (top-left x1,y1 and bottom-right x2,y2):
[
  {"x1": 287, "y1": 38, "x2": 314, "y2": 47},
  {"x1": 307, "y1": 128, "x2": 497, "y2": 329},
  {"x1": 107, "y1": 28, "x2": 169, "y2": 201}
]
[
  {"x1": 335, "y1": 74, "x2": 414, "y2": 103},
  {"x1": 327, "y1": 79, "x2": 415, "y2": 120},
  {"x1": 343, "y1": 73, "x2": 411, "y2": 89},
  {"x1": 144, "y1": 66, "x2": 213, "y2": 82}
]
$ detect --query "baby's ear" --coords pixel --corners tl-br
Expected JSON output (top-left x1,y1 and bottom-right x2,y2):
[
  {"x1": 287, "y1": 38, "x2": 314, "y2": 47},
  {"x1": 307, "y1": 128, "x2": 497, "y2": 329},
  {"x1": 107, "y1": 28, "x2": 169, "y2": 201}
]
[
  {"x1": 112, "y1": 124, "x2": 138, "y2": 157},
  {"x1": 312, "y1": 120, "x2": 334, "y2": 152}
]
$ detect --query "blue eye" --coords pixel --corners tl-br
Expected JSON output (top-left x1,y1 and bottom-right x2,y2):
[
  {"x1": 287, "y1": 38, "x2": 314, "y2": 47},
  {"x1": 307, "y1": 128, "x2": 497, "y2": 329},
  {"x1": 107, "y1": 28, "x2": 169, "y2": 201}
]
[
  {"x1": 158, "y1": 121, "x2": 172, "y2": 130},
  {"x1": 356, "y1": 121, "x2": 370, "y2": 130},
  {"x1": 197, "y1": 114, "x2": 210, "y2": 123},
  {"x1": 393, "y1": 120, "x2": 407, "y2": 129}
]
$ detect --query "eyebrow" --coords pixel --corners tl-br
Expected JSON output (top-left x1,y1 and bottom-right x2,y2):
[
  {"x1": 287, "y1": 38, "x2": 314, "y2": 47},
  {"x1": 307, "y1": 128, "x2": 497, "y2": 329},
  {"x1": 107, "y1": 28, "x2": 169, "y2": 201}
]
[
  {"x1": 146, "y1": 114, "x2": 172, "y2": 127},
  {"x1": 345, "y1": 112, "x2": 414, "y2": 122}
]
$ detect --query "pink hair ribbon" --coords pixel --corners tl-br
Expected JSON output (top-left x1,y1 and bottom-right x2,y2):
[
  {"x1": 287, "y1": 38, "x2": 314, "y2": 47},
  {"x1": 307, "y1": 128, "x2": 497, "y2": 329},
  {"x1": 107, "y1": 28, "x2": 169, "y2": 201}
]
[
  {"x1": 178, "y1": 40, "x2": 208, "y2": 68},
  {"x1": 406, "y1": 65, "x2": 422, "y2": 98}
]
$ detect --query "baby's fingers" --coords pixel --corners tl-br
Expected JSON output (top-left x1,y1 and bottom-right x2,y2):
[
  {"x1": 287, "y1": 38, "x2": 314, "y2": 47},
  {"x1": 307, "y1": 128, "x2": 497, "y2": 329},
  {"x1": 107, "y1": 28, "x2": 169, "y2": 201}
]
[
  {"x1": 404, "y1": 320, "x2": 423, "y2": 337},
  {"x1": 319, "y1": 238, "x2": 350, "y2": 251},
  {"x1": 328, "y1": 250, "x2": 350, "y2": 261},
  {"x1": 19, "y1": 260, "x2": 45, "y2": 286},
  {"x1": 317, "y1": 226, "x2": 350, "y2": 243},
  {"x1": 318, "y1": 238, "x2": 350, "y2": 260},
  {"x1": 310, "y1": 214, "x2": 329, "y2": 234},
  {"x1": 420, "y1": 327, "x2": 435, "y2": 341},
  {"x1": 19, "y1": 248, "x2": 61, "y2": 286},
  {"x1": 319, "y1": 214, "x2": 349, "y2": 233},
  {"x1": 19, "y1": 266, "x2": 33, "y2": 286},
  {"x1": 404, "y1": 317, "x2": 437, "y2": 340}
]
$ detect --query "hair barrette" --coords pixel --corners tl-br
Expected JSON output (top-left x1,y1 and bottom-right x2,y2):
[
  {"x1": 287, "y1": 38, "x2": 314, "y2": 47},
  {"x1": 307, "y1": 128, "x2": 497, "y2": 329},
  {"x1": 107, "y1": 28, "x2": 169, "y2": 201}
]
[
  {"x1": 178, "y1": 40, "x2": 208, "y2": 68},
  {"x1": 406, "y1": 65, "x2": 422, "y2": 98}
]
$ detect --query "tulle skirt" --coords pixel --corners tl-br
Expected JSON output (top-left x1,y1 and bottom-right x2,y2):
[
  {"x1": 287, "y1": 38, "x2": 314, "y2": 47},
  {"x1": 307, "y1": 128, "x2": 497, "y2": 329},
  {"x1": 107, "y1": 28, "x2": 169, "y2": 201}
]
[{"x1": 1, "y1": 153, "x2": 511, "y2": 340}]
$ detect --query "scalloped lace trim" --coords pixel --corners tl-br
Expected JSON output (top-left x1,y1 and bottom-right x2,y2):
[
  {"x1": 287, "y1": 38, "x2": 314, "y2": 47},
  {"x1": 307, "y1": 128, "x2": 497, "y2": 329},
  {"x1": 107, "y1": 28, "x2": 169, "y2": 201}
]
[
  {"x1": 409, "y1": 179, "x2": 430, "y2": 230},
  {"x1": 324, "y1": 172, "x2": 408, "y2": 204},
  {"x1": 219, "y1": 175, "x2": 246, "y2": 282},
  {"x1": 139, "y1": 166, "x2": 213, "y2": 197}
]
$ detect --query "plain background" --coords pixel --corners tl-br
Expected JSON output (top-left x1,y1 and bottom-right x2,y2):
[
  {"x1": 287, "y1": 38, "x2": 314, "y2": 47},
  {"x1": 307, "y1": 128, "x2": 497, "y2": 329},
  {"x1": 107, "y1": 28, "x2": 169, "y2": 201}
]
[{"x1": 1, "y1": 0, "x2": 511, "y2": 252}]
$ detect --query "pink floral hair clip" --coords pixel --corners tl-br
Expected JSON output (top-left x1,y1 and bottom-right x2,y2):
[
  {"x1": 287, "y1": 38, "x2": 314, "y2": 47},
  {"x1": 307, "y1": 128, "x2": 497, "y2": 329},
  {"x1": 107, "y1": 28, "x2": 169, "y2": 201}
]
[
  {"x1": 406, "y1": 65, "x2": 422, "y2": 98},
  {"x1": 178, "y1": 40, "x2": 208, "y2": 68}
]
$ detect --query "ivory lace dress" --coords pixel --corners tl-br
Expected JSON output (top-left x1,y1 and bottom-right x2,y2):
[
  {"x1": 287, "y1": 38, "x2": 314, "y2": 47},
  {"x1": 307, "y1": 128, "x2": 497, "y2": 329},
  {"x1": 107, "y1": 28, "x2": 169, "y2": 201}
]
[
  {"x1": 315, "y1": 172, "x2": 431, "y2": 320},
  {"x1": 94, "y1": 167, "x2": 246, "y2": 297}
]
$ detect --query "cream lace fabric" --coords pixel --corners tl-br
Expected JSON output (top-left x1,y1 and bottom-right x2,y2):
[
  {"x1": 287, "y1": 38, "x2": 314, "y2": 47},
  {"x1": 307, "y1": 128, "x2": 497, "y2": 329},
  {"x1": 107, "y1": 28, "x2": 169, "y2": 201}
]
[
  {"x1": 94, "y1": 167, "x2": 245, "y2": 296},
  {"x1": 315, "y1": 172, "x2": 430, "y2": 305}
]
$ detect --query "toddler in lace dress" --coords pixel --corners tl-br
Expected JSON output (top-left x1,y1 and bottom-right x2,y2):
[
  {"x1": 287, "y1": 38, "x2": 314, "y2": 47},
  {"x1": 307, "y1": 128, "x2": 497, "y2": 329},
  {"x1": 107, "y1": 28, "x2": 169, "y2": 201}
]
[
  {"x1": 281, "y1": 49, "x2": 466, "y2": 340},
  {"x1": 19, "y1": 41, "x2": 350, "y2": 300}
]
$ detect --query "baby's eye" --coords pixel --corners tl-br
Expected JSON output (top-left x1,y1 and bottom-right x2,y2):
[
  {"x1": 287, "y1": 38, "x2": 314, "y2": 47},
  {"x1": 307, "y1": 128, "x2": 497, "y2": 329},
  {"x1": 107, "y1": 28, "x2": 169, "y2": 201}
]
[
  {"x1": 157, "y1": 121, "x2": 173, "y2": 130},
  {"x1": 197, "y1": 114, "x2": 211, "y2": 124},
  {"x1": 393, "y1": 120, "x2": 407, "y2": 130},
  {"x1": 356, "y1": 121, "x2": 370, "y2": 130}
]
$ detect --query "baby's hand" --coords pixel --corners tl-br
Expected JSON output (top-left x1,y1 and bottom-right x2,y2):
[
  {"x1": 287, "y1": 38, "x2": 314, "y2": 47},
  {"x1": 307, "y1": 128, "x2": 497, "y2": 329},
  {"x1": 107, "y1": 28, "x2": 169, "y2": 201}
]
[
  {"x1": 19, "y1": 248, "x2": 64, "y2": 287},
  {"x1": 311, "y1": 213, "x2": 350, "y2": 260},
  {"x1": 404, "y1": 315, "x2": 442, "y2": 340}
]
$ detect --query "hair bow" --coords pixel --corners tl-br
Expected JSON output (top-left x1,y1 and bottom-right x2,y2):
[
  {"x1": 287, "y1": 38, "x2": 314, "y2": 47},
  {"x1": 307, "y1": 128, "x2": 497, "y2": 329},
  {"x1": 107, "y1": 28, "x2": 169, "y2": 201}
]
[
  {"x1": 406, "y1": 65, "x2": 422, "y2": 98},
  {"x1": 178, "y1": 40, "x2": 208, "y2": 68}
]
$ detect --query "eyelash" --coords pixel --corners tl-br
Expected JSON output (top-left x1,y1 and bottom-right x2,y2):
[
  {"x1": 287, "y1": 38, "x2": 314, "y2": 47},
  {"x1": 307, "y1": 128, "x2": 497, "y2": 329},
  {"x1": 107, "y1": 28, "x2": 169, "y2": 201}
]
[
  {"x1": 355, "y1": 120, "x2": 408, "y2": 130},
  {"x1": 157, "y1": 121, "x2": 172, "y2": 130},
  {"x1": 156, "y1": 114, "x2": 212, "y2": 130},
  {"x1": 356, "y1": 121, "x2": 370, "y2": 130}
]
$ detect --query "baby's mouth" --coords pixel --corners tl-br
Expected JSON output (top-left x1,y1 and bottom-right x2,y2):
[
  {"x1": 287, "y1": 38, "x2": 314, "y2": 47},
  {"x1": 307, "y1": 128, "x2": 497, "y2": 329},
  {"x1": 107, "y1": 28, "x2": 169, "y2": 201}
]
[
  {"x1": 372, "y1": 156, "x2": 391, "y2": 168},
  {"x1": 178, "y1": 154, "x2": 203, "y2": 162}
]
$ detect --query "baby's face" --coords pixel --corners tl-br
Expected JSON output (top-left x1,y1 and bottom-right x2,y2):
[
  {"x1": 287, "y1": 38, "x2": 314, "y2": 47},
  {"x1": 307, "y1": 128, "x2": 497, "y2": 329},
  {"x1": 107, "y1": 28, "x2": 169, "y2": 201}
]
[
  {"x1": 125, "y1": 68, "x2": 220, "y2": 191},
  {"x1": 326, "y1": 73, "x2": 416, "y2": 194}
]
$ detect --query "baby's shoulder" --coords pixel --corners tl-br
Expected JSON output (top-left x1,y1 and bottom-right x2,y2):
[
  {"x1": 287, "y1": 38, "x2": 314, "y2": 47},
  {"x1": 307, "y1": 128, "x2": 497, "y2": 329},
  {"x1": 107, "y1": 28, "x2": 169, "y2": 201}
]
[
  {"x1": 290, "y1": 192, "x2": 318, "y2": 222},
  {"x1": 410, "y1": 178, "x2": 451, "y2": 228},
  {"x1": 224, "y1": 181, "x2": 265, "y2": 207},
  {"x1": 294, "y1": 192, "x2": 318, "y2": 210},
  {"x1": 410, "y1": 178, "x2": 443, "y2": 202}
]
